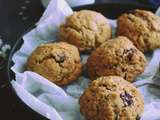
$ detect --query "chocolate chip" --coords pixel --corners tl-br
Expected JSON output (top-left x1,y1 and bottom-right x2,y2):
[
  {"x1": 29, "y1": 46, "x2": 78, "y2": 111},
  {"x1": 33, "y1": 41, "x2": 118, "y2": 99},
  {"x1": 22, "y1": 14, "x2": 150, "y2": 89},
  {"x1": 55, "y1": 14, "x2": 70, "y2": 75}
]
[
  {"x1": 122, "y1": 68, "x2": 127, "y2": 72},
  {"x1": 136, "y1": 115, "x2": 141, "y2": 120},
  {"x1": 54, "y1": 53, "x2": 66, "y2": 63},
  {"x1": 120, "y1": 91, "x2": 133, "y2": 107},
  {"x1": 123, "y1": 48, "x2": 137, "y2": 61},
  {"x1": 123, "y1": 48, "x2": 136, "y2": 55},
  {"x1": 127, "y1": 52, "x2": 134, "y2": 61}
]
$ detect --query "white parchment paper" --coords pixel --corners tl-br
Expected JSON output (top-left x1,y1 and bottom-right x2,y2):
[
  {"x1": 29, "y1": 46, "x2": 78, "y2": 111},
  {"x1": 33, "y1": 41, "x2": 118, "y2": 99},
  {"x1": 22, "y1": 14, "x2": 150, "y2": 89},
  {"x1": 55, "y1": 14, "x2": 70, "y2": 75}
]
[{"x1": 11, "y1": 0, "x2": 160, "y2": 119}]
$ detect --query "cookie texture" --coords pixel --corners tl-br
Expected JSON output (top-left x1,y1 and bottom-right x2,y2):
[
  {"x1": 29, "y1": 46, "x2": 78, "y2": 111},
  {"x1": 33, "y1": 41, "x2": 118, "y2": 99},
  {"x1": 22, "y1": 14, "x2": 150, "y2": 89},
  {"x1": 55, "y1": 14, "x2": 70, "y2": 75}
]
[
  {"x1": 79, "y1": 76, "x2": 144, "y2": 120},
  {"x1": 117, "y1": 9, "x2": 160, "y2": 52},
  {"x1": 87, "y1": 36, "x2": 147, "y2": 82},
  {"x1": 59, "y1": 10, "x2": 112, "y2": 53},
  {"x1": 27, "y1": 42, "x2": 82, "y2": 86}
]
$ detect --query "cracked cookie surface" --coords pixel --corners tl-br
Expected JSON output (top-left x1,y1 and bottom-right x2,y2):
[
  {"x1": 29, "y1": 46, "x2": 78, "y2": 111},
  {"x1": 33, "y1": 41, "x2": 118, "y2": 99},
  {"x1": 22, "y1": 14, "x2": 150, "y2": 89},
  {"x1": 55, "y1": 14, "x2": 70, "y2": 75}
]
[
  {"x1": 87, "y1": 36, "x2": 147, "y2": 82},
  {"x1": 59, "y1": 10, "x2": 112, "y2": 53},
  {"x1": 27, "y1": 42, "x2": 82, "y2": 86},
  {"x1": 117, "y1": 9, "x2": 160, "y2": 52},
  {"x1": 79, "y1": 76, "x2": 144, "y2": 120}
]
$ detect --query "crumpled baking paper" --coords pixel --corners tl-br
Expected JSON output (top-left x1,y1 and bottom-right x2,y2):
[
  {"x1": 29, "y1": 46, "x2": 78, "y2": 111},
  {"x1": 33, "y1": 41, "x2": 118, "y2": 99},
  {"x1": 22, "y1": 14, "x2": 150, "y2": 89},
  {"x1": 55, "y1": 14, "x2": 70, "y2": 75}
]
[{"x1": 11, "y1": 0, "x2": 160, "y2": 119}]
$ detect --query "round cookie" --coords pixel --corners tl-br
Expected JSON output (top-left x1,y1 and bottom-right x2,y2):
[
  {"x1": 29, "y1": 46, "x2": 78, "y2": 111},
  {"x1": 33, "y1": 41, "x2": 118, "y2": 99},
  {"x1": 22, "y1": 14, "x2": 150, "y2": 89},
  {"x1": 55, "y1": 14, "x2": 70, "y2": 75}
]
[
  {"x1": 79, "y1": 76, "x2": 144, "y2": 120},
  {"x1": 59, "y1": 10, "x2": 112, "y2": 53},
  {"x1": 117, "y1": 9, "x2": 160, "y2": 52},
  {"x1": 27, "y1": 42, "x2": 82, "y2": 86},
  {"x1": 87, "y1": 36, "x2": 147, "y2": 82}
]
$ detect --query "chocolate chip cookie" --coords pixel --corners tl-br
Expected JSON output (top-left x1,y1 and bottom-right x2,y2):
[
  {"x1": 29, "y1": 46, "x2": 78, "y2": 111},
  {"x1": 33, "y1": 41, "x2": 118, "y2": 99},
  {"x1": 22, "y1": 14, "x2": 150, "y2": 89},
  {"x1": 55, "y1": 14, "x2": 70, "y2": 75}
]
[
  {"x1": 79, "y1": 76, "x2": 144, "y2": 120},
  {"x1": 59, "y1": 10, "x2": 112, "y2": 53},
  {"x1": 117, "y1": 9, "x2": 160, "y2": 52},
  {"x1": 27, "y1": 42, "x2": 82, "y2": 86},
  {"x1": 87, "y1": 36, "x2": 147, "y2": 82}
]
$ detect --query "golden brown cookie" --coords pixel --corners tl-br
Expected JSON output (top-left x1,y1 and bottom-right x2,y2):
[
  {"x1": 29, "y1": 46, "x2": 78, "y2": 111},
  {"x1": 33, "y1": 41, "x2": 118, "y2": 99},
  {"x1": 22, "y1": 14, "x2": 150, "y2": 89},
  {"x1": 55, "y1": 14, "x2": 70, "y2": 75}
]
[
  {"x1": 59, "y1": 10, "x2": 112, "y2": 53},
  {"x1": 87, "y1": 36, "x2": 147, "y2": 82},
  {"x1": 117, "y1": 9, "x2": 160, "y2": 52},
  {"x1": 27, "y1": 42, "x2": 82, "y2": 86},
  {"x1": 79, "y1": 76, "x2": 144, "y2": 120}
]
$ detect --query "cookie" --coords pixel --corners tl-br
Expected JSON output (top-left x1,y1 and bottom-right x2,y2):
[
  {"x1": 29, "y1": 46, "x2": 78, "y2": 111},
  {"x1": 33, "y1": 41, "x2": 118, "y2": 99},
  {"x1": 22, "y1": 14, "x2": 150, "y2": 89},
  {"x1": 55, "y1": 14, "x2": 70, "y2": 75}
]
[
  {"x1": 59, "y1": 10, "x2": 112, "y2": 53},
  {"x1": 27, "y1": 42, "x2": 82, "y2": 86},
  {"x1": 117, "y1": 9, "x2": 160, "y2": 52},
  {"x1": 79, "y1": 76, "x2": 144, "y2": 120},
  {"x1": 87, "y1": 36, "x2": 147, "y2": 82}
]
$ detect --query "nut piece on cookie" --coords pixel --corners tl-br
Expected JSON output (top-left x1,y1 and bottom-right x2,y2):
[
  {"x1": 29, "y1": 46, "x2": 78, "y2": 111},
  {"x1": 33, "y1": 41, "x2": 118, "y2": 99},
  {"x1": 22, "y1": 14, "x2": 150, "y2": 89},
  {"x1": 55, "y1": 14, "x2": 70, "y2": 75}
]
[
  {"x1": 117, "y1": 9, "x2": 160, "y2": 52},
  {"x1": 79, "y1": 76, "x2": 144, "y2": 120},
  {"x1": 59, "y1": 10, "x2": 112, "y2": 53},
  {"x1": 87, "y1": 36, "x2": 147, "y2": 82},
  {"x1": 27, "y1": 42, "x2": 82, "y2": 86}
]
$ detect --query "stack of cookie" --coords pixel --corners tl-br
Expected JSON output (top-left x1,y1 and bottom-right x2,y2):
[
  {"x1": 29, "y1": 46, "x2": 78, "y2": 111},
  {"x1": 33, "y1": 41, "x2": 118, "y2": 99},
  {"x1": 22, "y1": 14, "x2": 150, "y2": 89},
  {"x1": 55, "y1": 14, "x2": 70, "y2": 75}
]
[{"x1": 27, "y1": 9, "x2": 160, "y2": 120}]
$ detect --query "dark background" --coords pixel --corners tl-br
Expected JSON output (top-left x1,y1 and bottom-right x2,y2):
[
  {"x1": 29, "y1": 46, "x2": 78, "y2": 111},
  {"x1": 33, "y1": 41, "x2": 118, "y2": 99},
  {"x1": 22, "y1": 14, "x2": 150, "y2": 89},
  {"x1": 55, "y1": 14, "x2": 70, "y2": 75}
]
[{"x1": 0, "y1": 0, "x2": 158, "y2": 120}]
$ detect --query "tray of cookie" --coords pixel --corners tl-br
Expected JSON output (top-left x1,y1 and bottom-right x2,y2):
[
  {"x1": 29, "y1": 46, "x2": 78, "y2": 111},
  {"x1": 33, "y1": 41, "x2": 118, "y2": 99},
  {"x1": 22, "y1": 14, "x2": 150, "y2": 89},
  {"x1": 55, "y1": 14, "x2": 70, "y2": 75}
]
[{"x1": 7, "y1": 0, "x2": 160, "y2": 119}]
